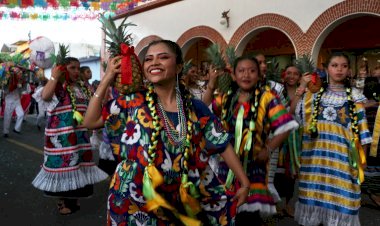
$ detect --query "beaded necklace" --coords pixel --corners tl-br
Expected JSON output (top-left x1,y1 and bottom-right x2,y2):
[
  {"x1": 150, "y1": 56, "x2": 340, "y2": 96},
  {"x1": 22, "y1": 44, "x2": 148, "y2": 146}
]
[
  {"x1": 156, "y1": 88, "x2": 187, "y2": 147},
  {"x1": 309, "y1": 85, "x2": 358, "y2": 138},
  {"x1": 144, "y1": 84, "x2": 200, "y2": 221},
  {"x1": 66, "y1": 82, "x2": 91, "y2": 125}
]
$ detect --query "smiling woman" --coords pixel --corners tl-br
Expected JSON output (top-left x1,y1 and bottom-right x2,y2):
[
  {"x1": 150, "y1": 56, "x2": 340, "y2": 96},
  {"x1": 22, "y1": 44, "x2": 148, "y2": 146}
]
[{"x1": 83, "y1": 39, "x2": 251, "y2": 226}]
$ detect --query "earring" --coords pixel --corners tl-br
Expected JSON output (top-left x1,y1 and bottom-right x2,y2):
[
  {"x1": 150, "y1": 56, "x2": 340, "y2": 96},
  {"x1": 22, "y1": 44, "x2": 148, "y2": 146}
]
[{"x1": 326, "y1": 71, "x2": 329, "y2": 83}]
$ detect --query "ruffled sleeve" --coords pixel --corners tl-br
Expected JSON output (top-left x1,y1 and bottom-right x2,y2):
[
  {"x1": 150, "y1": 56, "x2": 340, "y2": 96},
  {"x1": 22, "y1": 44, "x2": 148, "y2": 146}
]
[{"x1": 32, "y1": 85, "x2": 59, "y2": 112}]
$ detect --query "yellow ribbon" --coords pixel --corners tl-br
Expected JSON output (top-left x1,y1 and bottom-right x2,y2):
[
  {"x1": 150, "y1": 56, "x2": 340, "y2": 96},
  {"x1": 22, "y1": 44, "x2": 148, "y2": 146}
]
[
  {"x1": 180, "y1": 182, "x2": 201, "y2": 218},
  {"x1": 370, "y1": 106, "x2": 380, "y2": 157},
  {"x1": 355, "y1": 137, "x2": 366, "y2": 184},
  {"x1": 143, "y1": 165, "x2": 201, "y2": 226}
]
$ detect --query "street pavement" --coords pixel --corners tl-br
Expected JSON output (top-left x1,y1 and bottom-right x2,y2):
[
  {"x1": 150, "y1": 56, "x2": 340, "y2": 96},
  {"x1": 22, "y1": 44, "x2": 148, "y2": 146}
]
[{"x1": 1, "y1": 114, "x2": 380, "y2": 226}]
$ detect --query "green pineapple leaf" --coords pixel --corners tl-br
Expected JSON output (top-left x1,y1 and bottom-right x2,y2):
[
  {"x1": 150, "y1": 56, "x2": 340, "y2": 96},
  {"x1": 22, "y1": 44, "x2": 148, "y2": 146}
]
[
  {"x1": 295, "y1": 54, "x2": 315, "y2": 75},
  {"x1": 266, "y1": 57, "x2": 281, "y2": 82},
  {"x1": 205, "y1": 44, "x2": 226, "y2": 70},
  {"x1": 182, "y1": 59, "x2": 193, "y2": 75},
  {"x1": 225, "y1": 45, "x2": 237, "y2": 68},
  {"x1": 99, "y1": 13, "x2": 136, "y2": 57},
  {"x1": 55, "y1": 43, "x2": 70, "y2": 66}
]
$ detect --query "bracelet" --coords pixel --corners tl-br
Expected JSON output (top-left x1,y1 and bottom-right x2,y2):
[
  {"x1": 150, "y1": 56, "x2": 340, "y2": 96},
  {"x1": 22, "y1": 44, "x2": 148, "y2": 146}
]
[
  {"x1": 241, "y1": 185, "x2": 250, "y2": 190},
  {"x1": 93, "y1": 92, "x2": 100, "y2": 98},
  {"x1": 49, "y1": 77, "x2": 55, "y2": 81},
  {"x1": 295, "y1": 87, "x2": 306, "y2": 97}
]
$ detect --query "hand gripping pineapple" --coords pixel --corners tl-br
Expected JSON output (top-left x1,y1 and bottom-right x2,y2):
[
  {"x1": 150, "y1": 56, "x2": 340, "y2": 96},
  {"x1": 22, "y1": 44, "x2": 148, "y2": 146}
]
[{"x1": 100, "y1": 14, "x2": 143, "y2": 94}]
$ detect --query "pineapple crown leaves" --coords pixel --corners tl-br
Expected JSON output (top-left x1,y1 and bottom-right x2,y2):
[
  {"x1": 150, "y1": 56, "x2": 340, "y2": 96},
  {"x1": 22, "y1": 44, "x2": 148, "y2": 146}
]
[
  {"x1": 266, "y1": 57, "x2": 281, "y2": 82},
  {"x1": 206, "y1": 44, "x2": 226, "y2": 69},
  {"x1": 182, "y1": 59, "x2": 193, "y2": 75},
  {"x1": 50, "y1": 43, "x2": 70, "y2": 66},
  {"x1": 0, "y1": 53, "x2": 28, "y2": 68},
  {"x1": 295, "y1": 54, "x2": 316, "y2": 75},
  {"x1": 99, "y1": 13, "x2": 137, "y2": 57},
  {"x1": 224, "y1": 45, "x2": 237, "y2": 68}
]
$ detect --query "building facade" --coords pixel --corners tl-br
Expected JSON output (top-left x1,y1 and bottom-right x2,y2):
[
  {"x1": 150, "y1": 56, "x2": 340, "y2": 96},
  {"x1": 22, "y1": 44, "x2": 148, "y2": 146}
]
[{"x1": 106, "y1": 0, "x2": 380, "y2": 75}]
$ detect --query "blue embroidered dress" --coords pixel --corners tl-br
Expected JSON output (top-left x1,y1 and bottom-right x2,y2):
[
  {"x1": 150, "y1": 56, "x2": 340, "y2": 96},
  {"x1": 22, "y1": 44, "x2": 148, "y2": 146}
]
[{"x1": 294, "y1": 88, "x2": 372, "y2": 226}]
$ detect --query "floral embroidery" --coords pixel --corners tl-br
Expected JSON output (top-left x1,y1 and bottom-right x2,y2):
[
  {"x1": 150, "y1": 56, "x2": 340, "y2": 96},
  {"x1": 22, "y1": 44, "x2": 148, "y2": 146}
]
[
  {"x1": 137, "y1": 108, "x2": 154, "y2": 128},
  {"x1": 323, "y1": 106, "x2": 337, "y2": 121},
  {"x1": 121, "y1": 121, "x2": 141, "y2": 145},
  {"x1": 110, "y1": 100, "x2": 121, "y2": 115}
]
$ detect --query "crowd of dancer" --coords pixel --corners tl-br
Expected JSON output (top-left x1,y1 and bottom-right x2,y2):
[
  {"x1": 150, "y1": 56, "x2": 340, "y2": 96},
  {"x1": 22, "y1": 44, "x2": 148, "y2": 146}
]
[{"x1": 2, "y1": 39, "x2": 380, "y2": 226}]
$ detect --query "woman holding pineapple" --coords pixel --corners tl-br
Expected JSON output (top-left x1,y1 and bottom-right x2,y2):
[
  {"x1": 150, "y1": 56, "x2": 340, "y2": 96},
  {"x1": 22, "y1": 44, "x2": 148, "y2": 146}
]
[
  {"x1": 84, "y1": 40, "x2": 250, "y2": 225},
  {"x1": 32, "y1": 57, "x2": 108, "y2": 215},
  {"x1": 294, "y1": 53, "x2": 372, "y2": 226}
]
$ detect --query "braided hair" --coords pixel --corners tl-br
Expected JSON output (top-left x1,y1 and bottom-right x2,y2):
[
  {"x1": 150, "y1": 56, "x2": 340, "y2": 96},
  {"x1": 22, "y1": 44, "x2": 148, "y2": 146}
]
[
  {"x1": 221, "y1": 56, "x2": 263, "y2": 132},
  {"x1": 309, "y1": 52, "x2": 358, "y2": 139}
]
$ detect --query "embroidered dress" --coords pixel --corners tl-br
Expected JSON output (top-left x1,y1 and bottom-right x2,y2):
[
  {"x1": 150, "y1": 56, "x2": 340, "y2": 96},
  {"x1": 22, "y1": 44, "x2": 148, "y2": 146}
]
[
  {"x1": 212, "y1": 89, "x2": 298, "y2": 217},
  {"x1": 103, "y1": 91, "x2": 234, "y2": 225},
  {"x1": 294, "y1": 88, "x2": 372, "y2": 226},
  {"x1": 32, "y1": 83, "x2": 108, "y2": 196}
]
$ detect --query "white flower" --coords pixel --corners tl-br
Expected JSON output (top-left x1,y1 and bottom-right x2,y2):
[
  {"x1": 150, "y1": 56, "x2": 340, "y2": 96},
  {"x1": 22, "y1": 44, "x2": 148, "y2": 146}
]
[
  {"x1": 201, "y1": 195, "x2": 227, "y2": 211},
  {"x1": 69, "y1": 152, "x2": 79, "y2": 166},
  {"x1": 110, "y1": 100, "x2": 120, "y2": 115},
  {"x1": 323, "y1": 106, "x2": 337, "y2": 121},
  {"x1": 50, "y1": 136, "x2": 62, "y2": 148},
  {"x1": 201, "y1": 166, "x2": 214, "y2": 186},
  {"x1": 121, "y1": 123, "x2": 141, "y2": 145}
]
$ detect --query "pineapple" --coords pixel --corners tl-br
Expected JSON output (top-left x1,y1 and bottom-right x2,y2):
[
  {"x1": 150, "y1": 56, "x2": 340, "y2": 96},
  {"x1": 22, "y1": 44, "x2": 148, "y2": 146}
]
[
  {"x1": 50, "y1": 43, "x2": 70, "y2": 83},
  {"x1": 55, "y1": 44, "x2": 70, "y2": 66},
  {"x1": 99, "y1": 13, "x2": 143, "y2": 95},
  {"x1": 206, "y1": 44, "x2": 232, "y2": 93},
  {"x1": 295, "y1": 54, "x2": 322, "y2": 93}
]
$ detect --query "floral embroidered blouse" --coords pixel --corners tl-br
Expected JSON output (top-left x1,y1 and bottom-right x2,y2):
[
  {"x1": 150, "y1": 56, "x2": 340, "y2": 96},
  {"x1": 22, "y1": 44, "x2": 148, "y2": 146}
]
[{"x1": 102, "y1": 91, "x2": 236, "y2": 225}]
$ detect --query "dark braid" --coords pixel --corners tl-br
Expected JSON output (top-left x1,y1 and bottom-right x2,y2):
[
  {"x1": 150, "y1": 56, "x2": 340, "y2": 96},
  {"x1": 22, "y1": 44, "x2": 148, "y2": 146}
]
[{"x1": 309, "y1": 53, "x2": 358, "y2": 139}]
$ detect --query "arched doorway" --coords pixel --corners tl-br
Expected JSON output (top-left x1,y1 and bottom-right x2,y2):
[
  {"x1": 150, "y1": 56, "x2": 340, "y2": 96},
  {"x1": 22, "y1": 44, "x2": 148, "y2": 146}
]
[
  {"x1": 241, "y1": 28, "x2": 297, "y2": 73},
  {"x1": 317, "y1": 15, "x2": 380, "y2": 75},
  {"x1": 182, "y1": 38, "x2": 213, "y2": 76}
]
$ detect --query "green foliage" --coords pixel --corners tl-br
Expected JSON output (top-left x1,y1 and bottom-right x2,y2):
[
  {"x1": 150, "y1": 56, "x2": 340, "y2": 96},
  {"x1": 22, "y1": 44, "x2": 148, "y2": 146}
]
[
  {"x1": 50, "y1": 43, "x2": 70, "y2": 66},
  {"x1": 99, "y1": 13, "x2": 136, "y2": 57},
  {"x1": 225, "y1": 45, "x2": 237, "y2": 67},
  {"x1": 266, "y1": 57, "x2": 281, "y2": 82},
  {"x1": 205, "y1": 44, "x2": 226, "y2": 69},
  {"x1": 295, "y1": 54, "x2": 315, "y2": 75},
  {"x1": 182, "y1": 59, "x2": 193, "y2": 75}
]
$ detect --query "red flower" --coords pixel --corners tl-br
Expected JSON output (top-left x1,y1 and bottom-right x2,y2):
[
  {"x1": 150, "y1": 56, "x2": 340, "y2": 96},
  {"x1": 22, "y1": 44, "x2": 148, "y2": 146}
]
[
  {"x1": 118, "y1": 93, "x2": 144, "y2": 108},
  {"x1": 82, "y1": 150, "x2": 93, "y2": 162},
  {"x1": 68, "y1": 133, "x2": 77, "y2": 145},
  {"x1": 50, "y1": 115, "x2": 60, "y2": 128},
  {"x1": 108, "y1": 193, "x2": 130, "y2": 215}
]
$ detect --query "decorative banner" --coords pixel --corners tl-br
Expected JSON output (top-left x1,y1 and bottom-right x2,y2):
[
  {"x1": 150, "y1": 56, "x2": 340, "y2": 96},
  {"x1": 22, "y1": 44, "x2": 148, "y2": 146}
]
[{"x1": 0, "y1": 0, "x2": 153, "y2": 20}]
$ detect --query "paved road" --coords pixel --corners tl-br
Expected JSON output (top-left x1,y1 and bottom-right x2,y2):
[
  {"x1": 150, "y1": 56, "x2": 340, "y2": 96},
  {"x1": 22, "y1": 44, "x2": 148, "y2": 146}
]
[{"x1": 1, "y1": 115, "x2": 380, "y2": 226}]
